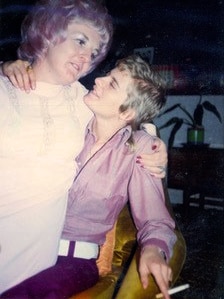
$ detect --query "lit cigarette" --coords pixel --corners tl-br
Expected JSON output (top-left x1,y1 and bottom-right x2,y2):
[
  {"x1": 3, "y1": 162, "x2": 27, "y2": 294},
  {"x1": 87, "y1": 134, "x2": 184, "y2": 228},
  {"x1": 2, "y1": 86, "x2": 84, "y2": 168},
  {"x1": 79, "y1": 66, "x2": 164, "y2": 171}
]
[{"x1": 155, "y1": 283, "x2": 190, "y2": 298}]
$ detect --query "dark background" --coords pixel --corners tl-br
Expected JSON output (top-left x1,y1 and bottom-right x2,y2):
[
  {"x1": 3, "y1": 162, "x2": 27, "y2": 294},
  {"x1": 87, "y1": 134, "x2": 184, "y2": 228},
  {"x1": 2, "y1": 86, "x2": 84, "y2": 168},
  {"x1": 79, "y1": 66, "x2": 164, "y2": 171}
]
[
  {"x1": 106, "y1": 0, "x2": 224, "y2": 66},
  {"x1": 0, "y1": 0, "x2": 223, "y2": 92}
]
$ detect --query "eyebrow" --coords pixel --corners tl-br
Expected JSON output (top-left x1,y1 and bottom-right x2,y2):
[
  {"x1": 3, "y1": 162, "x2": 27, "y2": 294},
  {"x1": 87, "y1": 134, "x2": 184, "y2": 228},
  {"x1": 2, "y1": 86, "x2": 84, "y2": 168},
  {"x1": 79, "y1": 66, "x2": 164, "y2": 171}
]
[
  {"x1": 75, "y1": 31, "x2": 89, "y2": 41},
  {"x1": 75, "y1": 32, "x2": 99, "y2": 54}
]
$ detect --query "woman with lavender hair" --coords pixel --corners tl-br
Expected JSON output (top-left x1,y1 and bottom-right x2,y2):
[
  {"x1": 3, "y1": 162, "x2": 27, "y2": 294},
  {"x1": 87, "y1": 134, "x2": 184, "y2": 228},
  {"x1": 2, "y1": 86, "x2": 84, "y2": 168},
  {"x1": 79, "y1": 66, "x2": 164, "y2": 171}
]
[{"x1": 0, "y1": 0, "x2": 113, "y2": 294}]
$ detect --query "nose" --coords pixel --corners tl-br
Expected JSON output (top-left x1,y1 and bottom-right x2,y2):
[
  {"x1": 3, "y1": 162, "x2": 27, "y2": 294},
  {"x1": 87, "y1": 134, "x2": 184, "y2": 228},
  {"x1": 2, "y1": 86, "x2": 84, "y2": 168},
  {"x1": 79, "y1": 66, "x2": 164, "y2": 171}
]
[
  {"x1": 95, "y1": 76, "x2": 107, "y2": 87},
  {"x1": 78, "y1": 48, "x2": 92, "y2": 63},
  {"x1": 95, "y1": 77, "x2": 101, "y2": 85}
]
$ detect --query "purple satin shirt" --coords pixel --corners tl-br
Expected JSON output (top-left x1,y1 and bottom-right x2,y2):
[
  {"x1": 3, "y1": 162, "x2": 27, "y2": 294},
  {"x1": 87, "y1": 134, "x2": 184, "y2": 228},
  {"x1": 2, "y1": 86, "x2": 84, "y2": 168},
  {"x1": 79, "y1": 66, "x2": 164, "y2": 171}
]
[{"x1": 62, "y1": 119, "x2": 176, "y2": 260}]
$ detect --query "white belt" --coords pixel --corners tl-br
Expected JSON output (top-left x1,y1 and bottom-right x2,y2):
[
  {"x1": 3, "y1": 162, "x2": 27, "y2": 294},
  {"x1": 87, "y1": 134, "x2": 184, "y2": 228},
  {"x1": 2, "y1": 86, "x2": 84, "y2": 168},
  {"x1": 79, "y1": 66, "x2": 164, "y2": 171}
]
[{"x1": 58, "y1": 239, "x2": 99, "y2": 260}]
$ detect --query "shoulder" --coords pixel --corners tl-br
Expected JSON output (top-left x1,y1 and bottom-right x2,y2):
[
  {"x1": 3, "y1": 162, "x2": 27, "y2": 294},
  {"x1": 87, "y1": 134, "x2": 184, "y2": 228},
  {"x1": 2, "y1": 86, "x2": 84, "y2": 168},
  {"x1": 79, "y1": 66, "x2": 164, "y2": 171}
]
[
  {"x1": 0, "y1": 75, "x2": 16, "y2": 101},
  {"x1": 0, "y1": 76, "x2": 18, "y2": 116},
  {"x1": 69, "y1": 81, "x2": 93, "y2": 125},
  {"x1": 70, "y1": 81, "x2": 88, "y2": 98},
  {"x1": 0, "y1": 75, "x2": 11, "y2": 89},
  {"x1": 132, "y1": 130, "x2": 155, "y2": 155}
]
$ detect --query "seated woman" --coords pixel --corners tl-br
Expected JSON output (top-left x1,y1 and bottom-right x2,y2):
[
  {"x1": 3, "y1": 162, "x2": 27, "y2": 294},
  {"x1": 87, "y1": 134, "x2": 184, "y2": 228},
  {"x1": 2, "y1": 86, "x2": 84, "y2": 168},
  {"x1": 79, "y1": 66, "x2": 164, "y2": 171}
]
[{"x1": 2, "y1": 55, "x2": 175, "y2": 299}]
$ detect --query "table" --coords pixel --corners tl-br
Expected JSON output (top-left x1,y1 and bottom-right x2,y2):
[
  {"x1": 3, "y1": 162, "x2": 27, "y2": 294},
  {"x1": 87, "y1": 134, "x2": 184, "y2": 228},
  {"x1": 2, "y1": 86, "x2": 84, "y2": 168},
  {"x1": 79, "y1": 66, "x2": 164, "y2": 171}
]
[{"x1": 168, "y1": 146, "x2": 224, "y2": 212}]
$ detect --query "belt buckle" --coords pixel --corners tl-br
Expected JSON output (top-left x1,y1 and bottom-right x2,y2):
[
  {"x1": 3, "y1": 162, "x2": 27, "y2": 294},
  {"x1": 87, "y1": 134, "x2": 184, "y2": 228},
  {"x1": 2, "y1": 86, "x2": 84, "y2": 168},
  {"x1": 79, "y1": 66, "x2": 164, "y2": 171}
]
[
  {"x1": 58, "y1": 240, "x2": 99, "y2": 259},
  {"x1": 74, "y1": 241, "x2": 98, "y2": 259}
]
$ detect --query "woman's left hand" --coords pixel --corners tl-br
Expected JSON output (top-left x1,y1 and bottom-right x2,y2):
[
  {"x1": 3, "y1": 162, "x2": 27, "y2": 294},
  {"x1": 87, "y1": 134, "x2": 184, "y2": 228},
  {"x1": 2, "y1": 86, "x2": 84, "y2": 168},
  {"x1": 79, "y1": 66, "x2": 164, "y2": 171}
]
[
  {"x1": 139, "y1": 245, "x2": 172, "y2": 299},
  {"x1": 136, "y1": 137, "x2": 167, "y2": 178}
]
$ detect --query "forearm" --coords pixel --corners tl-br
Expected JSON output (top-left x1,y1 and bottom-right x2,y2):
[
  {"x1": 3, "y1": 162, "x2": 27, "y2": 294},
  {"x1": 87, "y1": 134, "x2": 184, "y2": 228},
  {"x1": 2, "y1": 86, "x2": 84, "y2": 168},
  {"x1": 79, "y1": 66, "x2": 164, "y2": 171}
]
[
  {"x1": 138, "y1": 124, "x2": 167, "y2": 178},
  {"x1": 129, "y1": 167, "x2": 176, "y2": 260}
]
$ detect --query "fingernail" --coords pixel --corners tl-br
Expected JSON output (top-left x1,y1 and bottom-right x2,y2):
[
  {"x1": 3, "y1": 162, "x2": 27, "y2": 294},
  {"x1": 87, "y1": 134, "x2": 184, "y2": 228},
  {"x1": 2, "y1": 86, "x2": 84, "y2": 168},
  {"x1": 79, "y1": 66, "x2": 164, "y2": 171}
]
[
  {"x1": 152, "y1": 145, "x2": 157, "y2": 150},
  {"x1": 136, "y1": 159, "x2": 141, "y2": 164},
  {"x1": 136, "y1": 156, "x2": 142, "y2": 159}
]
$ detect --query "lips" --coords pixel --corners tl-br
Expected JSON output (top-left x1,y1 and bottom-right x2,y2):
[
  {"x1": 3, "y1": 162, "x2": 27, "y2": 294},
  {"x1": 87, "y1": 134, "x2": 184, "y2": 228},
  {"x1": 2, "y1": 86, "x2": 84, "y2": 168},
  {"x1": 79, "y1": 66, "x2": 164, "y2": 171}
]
[{"x1": 70, "y1": 62, "x2": 80, "y2": 72}]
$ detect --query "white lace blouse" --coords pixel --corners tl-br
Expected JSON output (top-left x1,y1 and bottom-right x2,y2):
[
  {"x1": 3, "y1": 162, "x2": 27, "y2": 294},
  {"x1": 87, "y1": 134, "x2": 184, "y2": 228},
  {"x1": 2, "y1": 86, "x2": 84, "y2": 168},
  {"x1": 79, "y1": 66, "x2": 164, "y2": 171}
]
[{"x1": 0, "y1": 76, "x2": 92, "y2": 293}]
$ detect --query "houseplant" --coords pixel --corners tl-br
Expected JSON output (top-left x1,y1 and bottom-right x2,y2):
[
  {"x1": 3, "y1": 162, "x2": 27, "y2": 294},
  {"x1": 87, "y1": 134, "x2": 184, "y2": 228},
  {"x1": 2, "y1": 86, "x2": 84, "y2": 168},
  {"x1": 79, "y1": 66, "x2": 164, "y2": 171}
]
[{"x1": 158, "y1": 96, "x2": 222, "y2": 148}]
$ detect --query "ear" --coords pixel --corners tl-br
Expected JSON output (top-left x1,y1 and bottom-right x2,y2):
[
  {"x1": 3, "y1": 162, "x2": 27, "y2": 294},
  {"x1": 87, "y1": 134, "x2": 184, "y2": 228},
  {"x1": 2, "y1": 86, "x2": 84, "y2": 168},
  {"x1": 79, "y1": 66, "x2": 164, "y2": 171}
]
[{"x1": 119, "y1": 108, "x2": 136, "y2": 122}]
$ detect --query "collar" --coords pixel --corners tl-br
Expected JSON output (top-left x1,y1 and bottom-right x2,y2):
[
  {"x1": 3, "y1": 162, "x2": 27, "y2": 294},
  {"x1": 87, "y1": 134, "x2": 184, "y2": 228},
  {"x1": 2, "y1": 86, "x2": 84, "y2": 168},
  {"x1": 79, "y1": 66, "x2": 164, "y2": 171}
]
[
  {"x1": 85, "y1": 117, "x2": 133, "y2": 141},
  {"x1": 31, "y1": 82, "x2": 79, "y2": 98},
  {"x1": 31, "y1": 82, "x2": 63, "y2": 97}
]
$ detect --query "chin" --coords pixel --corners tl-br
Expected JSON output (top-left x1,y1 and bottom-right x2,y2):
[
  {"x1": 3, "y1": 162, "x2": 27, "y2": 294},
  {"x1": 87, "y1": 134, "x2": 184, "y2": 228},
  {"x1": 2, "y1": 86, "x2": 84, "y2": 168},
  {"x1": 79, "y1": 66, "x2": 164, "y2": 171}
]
[
  {"x1": 63, "y1": 70, "x2": 80, "y2": 84},
  {"x1": 84, "y1": 97, "x2": 93, "y2": 107},
  {"x1": 83, "y1": 98, "x2": 95, "y2": 113},
  {"x1": 85, "y1": 91, "x2": 97, "y2": 100}
]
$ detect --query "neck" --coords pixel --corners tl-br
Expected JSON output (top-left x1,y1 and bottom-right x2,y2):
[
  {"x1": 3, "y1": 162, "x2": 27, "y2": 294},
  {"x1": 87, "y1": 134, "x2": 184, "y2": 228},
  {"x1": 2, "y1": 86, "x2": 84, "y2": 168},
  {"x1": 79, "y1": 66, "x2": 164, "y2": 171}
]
[
  {"x1": 93, "y1": 117, "x2": 126, "y2": 143},
  {"x1": 32, "y1": 60, "x2": 60, "y2": 84},
  {"x1": 84, "y1": 117, "x2": 127, "y2": 163},
  {"x1": 32, "y1": 62, "x2": 50, "y2": 83}
]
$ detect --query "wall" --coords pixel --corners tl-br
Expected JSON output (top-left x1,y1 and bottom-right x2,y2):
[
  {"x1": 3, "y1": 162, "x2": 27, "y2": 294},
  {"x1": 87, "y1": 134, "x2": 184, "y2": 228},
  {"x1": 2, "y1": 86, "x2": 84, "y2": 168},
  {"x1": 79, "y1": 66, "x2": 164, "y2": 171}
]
[{"x1": 154, "y1": 95, "x2": 224, "y2": 204}]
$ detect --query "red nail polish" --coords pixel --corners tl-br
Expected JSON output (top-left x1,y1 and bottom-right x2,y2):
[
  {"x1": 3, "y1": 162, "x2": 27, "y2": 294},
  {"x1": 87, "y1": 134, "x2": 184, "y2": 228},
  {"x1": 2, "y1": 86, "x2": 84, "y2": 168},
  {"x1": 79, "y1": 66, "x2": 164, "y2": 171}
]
[
  {"x1": 152, "y1": 145, "x2": 157, "y2": 150},
  {"x1": 136, "y1": 156, "x2": 142, "y2": 159}
]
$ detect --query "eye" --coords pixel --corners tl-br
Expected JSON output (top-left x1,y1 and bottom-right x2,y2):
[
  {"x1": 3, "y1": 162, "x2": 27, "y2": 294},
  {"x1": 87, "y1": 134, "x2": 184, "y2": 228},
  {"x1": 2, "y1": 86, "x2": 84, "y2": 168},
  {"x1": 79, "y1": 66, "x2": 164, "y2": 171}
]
[
  {"x1": 76, "y1": 38, "x2": 86, "y2": 46},
  {"x1": 109, "y1": 79, "x2": 116, "y2": 89}
]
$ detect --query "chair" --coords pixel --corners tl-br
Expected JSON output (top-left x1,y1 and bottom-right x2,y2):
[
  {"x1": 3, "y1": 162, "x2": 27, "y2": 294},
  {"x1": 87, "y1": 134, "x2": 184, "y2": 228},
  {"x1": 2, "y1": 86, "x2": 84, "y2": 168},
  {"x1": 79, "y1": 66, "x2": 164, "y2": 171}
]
[{"x1": 70, "y1": 180, "x2": 186, "y2": 299}]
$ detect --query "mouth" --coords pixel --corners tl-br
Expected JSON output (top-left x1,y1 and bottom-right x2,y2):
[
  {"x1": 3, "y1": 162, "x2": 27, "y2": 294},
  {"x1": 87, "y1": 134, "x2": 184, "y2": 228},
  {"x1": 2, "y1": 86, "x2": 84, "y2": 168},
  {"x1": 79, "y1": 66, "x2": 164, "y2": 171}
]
[{"x1": 70, "y1": 62, "x2": 80, "y2": 72}]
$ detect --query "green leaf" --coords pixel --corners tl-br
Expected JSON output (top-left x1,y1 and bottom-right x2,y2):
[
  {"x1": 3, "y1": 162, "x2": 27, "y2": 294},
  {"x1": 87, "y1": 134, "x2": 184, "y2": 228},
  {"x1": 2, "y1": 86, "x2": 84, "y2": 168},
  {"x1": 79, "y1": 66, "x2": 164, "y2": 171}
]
[
  {"x1": 179, "y1": 105, "x2": 195, "y2": 125},
  {"x1": 168, "y1": 119, "x2": 183, "y2": 149},
  {"x1": 193, "y1": 104, "x2": 203, "y2": 126},
  {"x1": 158, "y1": 104, "x2": 181, "y2": 117},
  {"x1": 159, "y1": 117, "x2": 182, "y2": 130},
  {"x1": 202, "y1": 101, "x2": 222, "y2": 123}
]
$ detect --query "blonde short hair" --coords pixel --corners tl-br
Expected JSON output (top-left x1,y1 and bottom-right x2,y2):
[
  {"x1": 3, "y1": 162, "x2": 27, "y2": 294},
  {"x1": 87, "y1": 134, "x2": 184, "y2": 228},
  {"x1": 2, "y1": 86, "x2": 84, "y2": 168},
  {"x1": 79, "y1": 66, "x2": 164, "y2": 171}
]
[{"x1": 117, "y1": 55, "x2": 166, "y2": 129}]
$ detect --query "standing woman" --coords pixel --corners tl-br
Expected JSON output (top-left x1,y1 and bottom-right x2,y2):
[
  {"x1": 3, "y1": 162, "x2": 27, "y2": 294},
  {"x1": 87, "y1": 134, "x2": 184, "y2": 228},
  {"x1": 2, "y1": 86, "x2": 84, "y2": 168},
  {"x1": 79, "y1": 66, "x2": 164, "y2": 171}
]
[{"x1": 0, "y1": 0, "x2": 113, "y2": 294}]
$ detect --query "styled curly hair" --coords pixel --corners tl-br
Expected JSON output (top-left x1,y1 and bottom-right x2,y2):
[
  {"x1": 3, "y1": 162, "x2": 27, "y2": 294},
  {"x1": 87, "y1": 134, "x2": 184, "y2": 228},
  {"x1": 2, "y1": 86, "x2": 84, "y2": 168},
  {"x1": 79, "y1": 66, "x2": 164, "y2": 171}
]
[{"x1": 18, "y1": 0, "x2": 113, "y2": 76}]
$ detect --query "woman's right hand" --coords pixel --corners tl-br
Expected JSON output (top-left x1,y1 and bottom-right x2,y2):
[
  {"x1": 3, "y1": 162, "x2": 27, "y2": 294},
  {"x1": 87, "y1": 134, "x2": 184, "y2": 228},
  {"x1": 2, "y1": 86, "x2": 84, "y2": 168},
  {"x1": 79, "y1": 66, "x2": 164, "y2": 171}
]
[{"x1": 2, "y1": 60, "x2": 36, "y2": 92}]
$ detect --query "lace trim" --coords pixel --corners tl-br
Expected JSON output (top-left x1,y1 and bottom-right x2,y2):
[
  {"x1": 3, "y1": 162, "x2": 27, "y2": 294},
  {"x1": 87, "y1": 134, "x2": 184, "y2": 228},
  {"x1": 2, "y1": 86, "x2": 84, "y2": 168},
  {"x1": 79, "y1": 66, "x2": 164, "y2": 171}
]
[
  {"x1": 63, "y1": 85, "x2": 79, "y2": 125},
  {"x1": 4, "y1": 80, "x2": 80, "y2": 155},
  {"x1": 38, "y1": 96, "x2": 55, "y2": 154}
]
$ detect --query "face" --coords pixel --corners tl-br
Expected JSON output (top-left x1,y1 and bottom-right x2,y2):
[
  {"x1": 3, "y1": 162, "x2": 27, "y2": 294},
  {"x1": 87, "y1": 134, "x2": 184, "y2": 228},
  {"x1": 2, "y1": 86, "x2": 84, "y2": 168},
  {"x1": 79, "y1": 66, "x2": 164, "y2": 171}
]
[
  {"x1": 39, "y1": 22, "x2": 101, "y2": 85},
  {"x1": 84, "y1": 67, "x2": 133, "y2": 120}
]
